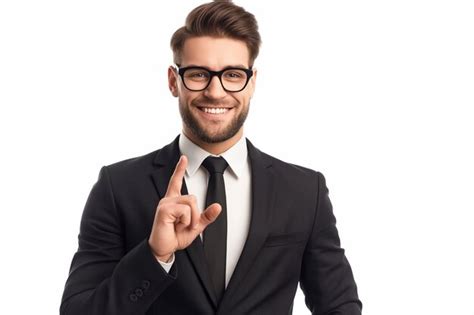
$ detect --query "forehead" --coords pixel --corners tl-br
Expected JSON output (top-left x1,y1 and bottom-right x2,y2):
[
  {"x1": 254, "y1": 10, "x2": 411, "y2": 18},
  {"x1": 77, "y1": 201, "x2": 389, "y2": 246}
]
[{"x1": 181, "y1": 36, "x2": 250, "y2": 69}]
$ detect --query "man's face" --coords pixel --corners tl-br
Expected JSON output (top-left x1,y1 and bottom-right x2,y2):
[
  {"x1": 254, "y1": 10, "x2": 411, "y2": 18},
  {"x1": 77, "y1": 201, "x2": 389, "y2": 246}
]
[{"x1": 168, "y1": 36, "x2": 256, "y2": 144}]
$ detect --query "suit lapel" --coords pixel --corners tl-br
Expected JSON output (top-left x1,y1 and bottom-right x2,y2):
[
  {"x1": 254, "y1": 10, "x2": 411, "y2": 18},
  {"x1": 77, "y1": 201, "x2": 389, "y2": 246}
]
[
  {"x1": 151, "y1": 135, "x2": 218, "y2": 307},
  {"x1": 218, "y1": 139, "x2": 276, "y2": 310}
]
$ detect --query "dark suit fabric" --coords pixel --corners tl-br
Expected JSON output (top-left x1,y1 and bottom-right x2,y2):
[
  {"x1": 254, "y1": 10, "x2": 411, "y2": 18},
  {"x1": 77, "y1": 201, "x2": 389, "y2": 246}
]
[{"x1": 61, "y1": 136, "x2": 362, "y2": 314}]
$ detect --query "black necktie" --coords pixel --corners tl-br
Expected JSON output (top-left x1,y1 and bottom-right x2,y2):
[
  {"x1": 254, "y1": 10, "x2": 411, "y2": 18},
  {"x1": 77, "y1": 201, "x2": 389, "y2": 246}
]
[{"x1": 202, "y1": 156, "x2": 228, "y2": 303}]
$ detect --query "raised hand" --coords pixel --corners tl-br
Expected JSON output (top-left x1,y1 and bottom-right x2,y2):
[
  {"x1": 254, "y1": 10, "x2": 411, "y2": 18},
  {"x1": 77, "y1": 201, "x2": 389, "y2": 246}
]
[{"x1": 148, "y1": 155, "x2": 222, "y2": 262}]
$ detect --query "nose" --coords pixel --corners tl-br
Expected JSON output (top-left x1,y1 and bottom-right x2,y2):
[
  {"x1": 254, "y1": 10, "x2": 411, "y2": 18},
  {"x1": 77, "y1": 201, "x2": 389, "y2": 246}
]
[{"x1": 203, "y1": 75, "x2": 227, "y2": 99}]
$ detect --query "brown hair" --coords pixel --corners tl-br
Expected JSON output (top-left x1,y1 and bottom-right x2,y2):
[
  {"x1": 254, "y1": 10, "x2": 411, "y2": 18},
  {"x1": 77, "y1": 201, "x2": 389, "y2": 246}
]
[{"x1": 170, "y1": 0, "x2": 261, "y2": 66}]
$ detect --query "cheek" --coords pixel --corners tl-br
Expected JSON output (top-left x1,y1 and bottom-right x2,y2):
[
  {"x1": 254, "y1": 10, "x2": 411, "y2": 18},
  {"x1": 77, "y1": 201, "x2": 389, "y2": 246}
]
[
  {"x1": 237, "y1": 94, "x2": 251, "y2": 107},
  {"x1": 178, "y1": 90, "x2": 198, "y2": 105}
]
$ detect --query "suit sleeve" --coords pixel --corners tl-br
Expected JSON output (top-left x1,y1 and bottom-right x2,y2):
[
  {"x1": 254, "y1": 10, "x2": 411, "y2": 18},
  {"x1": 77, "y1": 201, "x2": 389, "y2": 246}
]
[
  {"x1": 60, "y1": 166, "x2": 177, "y2": 315},
  {"x1": 299, "y1": 172, "x2": 362, "y2": 315}
]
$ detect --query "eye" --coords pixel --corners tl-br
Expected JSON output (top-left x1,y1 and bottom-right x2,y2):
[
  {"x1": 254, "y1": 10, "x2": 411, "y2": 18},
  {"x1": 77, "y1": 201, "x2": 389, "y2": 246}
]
[
  {"x1": 185, "y1": 69, "x2": 209, "y2": 80},
  {"x1": 223, "y1": 70, "x2": 245, "y2": 80}
]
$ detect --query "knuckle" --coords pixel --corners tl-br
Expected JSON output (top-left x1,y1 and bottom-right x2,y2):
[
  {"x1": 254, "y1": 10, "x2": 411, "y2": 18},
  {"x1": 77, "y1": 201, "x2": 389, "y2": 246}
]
[
  {"x1": 157, "y1": 201, "x2": 169, "y2": 211},
  {"x1": 183, "y1": 204, "x2": 191, "y2": 212},
  {"x1": 158, "y1": 197, "x2": 171, "y2": 206},
  {"x1": 157, "y1": 201, "x2": 175, "y2": 216},
  {"x1": 202, "y1": 211, "x2": 212, "y2": 222},
  {"x1": 189, "y1": 194, "x2": 197, "y2": 204}
]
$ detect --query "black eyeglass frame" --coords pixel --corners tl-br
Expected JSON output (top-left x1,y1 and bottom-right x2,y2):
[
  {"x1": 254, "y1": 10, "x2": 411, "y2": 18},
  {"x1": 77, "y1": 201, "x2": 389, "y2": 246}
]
[{"x1": 175, "y1": 64, "x2": 254, "y2": 92}]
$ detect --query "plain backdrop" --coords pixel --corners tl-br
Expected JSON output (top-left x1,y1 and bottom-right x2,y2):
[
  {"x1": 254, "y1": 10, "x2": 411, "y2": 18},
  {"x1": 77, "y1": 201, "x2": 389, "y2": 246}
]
[{"x1": 1, "y1": 1, "x2": 473, "y2": 314}]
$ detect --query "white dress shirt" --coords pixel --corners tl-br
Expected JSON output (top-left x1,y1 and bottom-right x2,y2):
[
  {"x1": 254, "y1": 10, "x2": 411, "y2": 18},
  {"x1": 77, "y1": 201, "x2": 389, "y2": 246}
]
[{"x1": 158, "y1": 133, "x2": 252, "y2": 288}]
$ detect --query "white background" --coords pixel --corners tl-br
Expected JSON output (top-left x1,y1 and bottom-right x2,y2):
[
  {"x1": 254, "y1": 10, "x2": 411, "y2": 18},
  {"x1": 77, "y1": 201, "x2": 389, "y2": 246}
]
[{"x1": 1, "y1": 1, "x2": 473, "y2": 314}]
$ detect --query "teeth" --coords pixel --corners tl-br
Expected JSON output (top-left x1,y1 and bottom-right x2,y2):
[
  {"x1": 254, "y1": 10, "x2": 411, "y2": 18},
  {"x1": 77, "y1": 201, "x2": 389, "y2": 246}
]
[{"x1": 202, "y1": 107, "x2": 229, "y2": 114}]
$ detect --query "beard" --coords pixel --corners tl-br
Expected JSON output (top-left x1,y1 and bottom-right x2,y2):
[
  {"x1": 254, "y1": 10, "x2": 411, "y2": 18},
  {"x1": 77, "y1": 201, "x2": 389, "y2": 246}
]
[{"x1": 179, "y1": 96, "x2": 249, "y2": 144}]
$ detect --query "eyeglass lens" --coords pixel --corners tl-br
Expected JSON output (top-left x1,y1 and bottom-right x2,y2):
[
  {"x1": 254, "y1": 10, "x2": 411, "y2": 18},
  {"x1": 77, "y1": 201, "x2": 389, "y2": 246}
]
[{"x1": 183, "y1": 68, "x2": 249, "y2": 92}]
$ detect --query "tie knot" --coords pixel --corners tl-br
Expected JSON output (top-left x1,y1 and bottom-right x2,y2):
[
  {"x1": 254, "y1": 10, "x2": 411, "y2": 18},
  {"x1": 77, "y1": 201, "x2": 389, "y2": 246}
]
[{"x1": 202, "y1": 156, "x2": 228, "y2": 174}]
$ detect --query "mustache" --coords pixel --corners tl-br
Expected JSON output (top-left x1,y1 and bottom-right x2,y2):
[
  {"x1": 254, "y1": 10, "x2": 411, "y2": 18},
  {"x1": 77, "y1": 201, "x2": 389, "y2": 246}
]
[{"x1": 191, "y1": 97, "x2": 237, "y2": 108}]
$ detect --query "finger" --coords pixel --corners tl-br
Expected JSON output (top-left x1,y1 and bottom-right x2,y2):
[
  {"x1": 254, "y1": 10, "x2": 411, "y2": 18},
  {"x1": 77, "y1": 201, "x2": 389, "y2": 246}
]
[
  {"x1": 167, "y1": 195, "x2": 200, "y2": 230},
  {"x1": 197, "y1": 203, "x2": 222, "y2": 231},
  {"x1": 165, "y1": 155, "x2": 188, "y2": 197},
  {"x1": 158, "y1": 203, "x2": 192, "y2": 226},
  {"x1": 184, "y1": 195, "x2": 200, "y2": 230},
  {"x1": 175, "y1": 209, "x2": 191, "y2": 230}
]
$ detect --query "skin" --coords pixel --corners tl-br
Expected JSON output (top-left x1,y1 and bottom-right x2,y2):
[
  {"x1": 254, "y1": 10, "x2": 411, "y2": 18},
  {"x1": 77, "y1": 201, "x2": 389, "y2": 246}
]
[{"x1": 148, "y1": 36, "x2": 257, "y2": 262}]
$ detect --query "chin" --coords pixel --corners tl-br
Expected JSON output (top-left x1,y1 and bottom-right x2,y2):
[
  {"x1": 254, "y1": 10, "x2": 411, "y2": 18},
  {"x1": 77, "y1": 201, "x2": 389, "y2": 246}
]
[{"x1": 197, "y1": 131, "x2": 234, "y2": 144}]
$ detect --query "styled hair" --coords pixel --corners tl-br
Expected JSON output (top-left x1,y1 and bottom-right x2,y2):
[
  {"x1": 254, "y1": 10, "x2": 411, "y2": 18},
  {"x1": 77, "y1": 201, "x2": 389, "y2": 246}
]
[{"x1": 170, "y1": 0, "x2": 261, "y2": 66}]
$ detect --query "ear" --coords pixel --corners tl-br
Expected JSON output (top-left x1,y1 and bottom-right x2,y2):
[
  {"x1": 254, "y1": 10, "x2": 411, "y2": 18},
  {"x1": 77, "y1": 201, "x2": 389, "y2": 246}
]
[
  {"x1": 168, "y1": 66, "x2": 179, "y2": 97},
  {"x1": 249, "y1": 68, "x2": 257, "y2": 97}
]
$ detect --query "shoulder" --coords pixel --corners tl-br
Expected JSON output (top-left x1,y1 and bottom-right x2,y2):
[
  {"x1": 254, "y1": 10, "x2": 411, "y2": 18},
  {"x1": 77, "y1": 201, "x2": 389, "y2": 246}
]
[
  {"x1": 269, "y1": 152, "x2": 324, "y2": 188},
  {"x1": 247, "y1": 139, "x2": 324, "y2": 187},
  {"x1": 105, "y1": 149, "x2": 158, "y2": 175},
  {"x1": 101, "y1": 136, "x2": 179, "y2": 181}
]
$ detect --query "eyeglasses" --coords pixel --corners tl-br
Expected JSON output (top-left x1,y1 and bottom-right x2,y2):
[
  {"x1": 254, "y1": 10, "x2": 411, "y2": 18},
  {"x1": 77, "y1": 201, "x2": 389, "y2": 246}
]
[{"x1": 175, "y1": 65, "x2": 253, "y2": 92}]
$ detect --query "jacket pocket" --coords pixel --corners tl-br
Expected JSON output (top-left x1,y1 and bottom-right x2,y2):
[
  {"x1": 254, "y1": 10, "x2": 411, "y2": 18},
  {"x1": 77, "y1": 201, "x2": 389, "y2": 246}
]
[{"x1": 263, "y1": 232, "x2": 306, "y2": 247}]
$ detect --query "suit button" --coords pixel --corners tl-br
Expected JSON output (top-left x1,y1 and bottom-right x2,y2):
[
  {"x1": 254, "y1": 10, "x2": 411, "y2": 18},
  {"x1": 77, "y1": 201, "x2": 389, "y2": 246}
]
[
  {"x1": 141, "y1": 280, "x2": 150, "y2": 290},
  {"x1": 129, "y1": 294, "x2": 138, "y2": 302},
  {"x1": 135, "y1": 288, "x2": 143, "y2": 297}
]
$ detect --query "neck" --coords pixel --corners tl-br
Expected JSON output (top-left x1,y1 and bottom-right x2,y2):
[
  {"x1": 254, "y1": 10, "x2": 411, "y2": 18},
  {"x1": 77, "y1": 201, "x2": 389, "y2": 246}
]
[{"x1": 183, "y1": 128, "x2": 243, "y2": 155}]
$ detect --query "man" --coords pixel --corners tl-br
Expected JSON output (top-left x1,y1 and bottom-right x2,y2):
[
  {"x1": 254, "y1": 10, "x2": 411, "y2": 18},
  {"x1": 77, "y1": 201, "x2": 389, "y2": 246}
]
[{"x1": 61, "y1": 1, "x2": 362, "y2": 314}]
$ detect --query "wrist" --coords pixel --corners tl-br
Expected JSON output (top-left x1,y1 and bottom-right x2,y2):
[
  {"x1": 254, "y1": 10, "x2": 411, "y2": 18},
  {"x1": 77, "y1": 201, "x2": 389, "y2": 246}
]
[
  {"x1": 156, "y1": 253, "x2": 173, "y2": 263},
  {"x1": 148, "y1": 239, "x2": 173, "y2": 263}
]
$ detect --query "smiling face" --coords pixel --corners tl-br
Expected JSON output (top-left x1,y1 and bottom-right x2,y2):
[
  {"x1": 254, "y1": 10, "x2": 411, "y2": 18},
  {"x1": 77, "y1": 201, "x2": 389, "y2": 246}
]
[{"x1": 168, "y1": 36, "x2": 256, "y2": 152}]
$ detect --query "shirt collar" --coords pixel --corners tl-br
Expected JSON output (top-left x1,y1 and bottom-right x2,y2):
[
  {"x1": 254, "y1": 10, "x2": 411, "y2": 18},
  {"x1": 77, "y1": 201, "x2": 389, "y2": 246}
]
[{"x1": 179, "y1": 132, "x2": 248, "y2": 178}]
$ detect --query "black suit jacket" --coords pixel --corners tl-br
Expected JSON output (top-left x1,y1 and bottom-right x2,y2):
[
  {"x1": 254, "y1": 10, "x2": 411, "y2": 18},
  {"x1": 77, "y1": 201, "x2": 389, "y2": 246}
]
[{"x1": 61, "y1": 136, "x2": 361, "y2": 314}]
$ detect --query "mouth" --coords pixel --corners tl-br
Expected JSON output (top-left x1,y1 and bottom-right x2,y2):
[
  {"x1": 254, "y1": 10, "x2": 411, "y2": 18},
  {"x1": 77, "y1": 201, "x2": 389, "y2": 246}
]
[{"x1": 197, "y1": 106, "x2": 233, "y2": 115}]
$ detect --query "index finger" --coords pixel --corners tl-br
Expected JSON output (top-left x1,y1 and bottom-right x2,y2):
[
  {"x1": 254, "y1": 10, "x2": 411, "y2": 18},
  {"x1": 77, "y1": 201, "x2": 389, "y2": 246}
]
[{"x1": 165, "y1": 155, "x2": 188, "y2": 197}]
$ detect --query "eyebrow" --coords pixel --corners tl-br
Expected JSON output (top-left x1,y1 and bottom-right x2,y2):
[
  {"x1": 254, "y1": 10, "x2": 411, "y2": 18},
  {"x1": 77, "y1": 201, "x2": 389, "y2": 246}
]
[{"x1": 181, "y1": 64, "x2": 250, "y2": 69}]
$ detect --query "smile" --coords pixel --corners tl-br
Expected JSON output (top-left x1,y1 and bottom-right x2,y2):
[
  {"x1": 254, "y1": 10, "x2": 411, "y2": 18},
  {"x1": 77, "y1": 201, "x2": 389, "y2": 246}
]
[{"x1": 198, "y1": 107, "x2": 231, "y2": 115}]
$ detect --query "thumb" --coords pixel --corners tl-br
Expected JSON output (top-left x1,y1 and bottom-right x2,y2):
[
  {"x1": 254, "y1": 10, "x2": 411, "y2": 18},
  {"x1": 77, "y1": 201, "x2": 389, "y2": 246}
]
[{"x1": 199, "y1": 203, "x2": 222, "y2": 228}]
